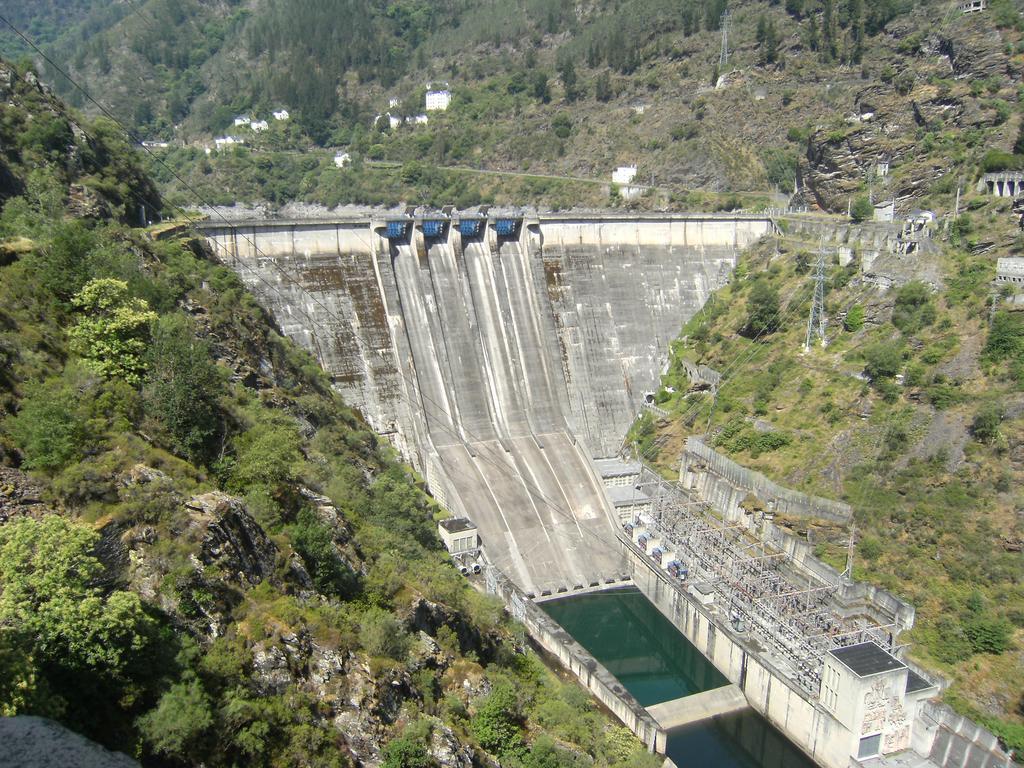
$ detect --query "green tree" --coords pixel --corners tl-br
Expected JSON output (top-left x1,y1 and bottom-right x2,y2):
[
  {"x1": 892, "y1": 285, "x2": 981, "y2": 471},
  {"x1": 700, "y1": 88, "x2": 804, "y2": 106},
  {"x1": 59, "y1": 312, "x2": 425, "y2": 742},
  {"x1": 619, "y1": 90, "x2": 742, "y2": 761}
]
[
  {"x1": 1014, "y1": 120, "x2": 1024, "y2": 156},
  {"x1": 557, "y1": 60, "x2": 578, "y2": 102},
  {"x1": 229, "y1": 418, "x2": 303, "y2": 495},
  {"x1": 891, "y1": 281, "x2": 936, "y2": 335},
  {"x1": 472, "y1": 683, "x2": 523, "y2": 756},
  {"x1": 144, "y1": 314, "x2": 224, "y2": 464},
  {"x1": 4, "y1": 372, "x2": 93, "y2": 472},
  {"x1": 0, "y1": 516, "x2": 155, "y2": 716},
  {"x1": 756, "y1": 16, "x2": 781, "y2": 65},
  {"x1": 68, "y1": 278, "x2": 157, "y2": 385},
  {"x1": 595, "y1": 71, "x2": 612, "y2": 102},
  {"x1": 531, "y1": 71, "x2": 551, "y2": 103},
  {"x1": 359, "y1": 606, "x2": 411, "y2": 660},
  {"x1": 971, "y1": 404, "x2": 1004, "y2": 444},
  {"x1": 844, "y1": 304, "x2": 865, "y2": 332},
  {"x1": 744, "y1": 281, "x2": 781, "y2": 337},
  {"x1": 863, "y1": 340, "x2": 903, "y2": 380},
  {"x1": 138, "y1": 680, "x2": 213, "y2": 758},
  {"x1": 850, "y1": 195, "x2": 874, "y2": 223}
]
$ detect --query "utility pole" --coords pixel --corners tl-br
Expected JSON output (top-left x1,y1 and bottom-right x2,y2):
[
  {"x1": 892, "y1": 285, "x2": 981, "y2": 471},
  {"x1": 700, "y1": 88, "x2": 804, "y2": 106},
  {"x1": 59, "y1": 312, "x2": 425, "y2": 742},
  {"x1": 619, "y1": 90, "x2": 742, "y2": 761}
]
[
  {"x1": 804, "y1": 242, "x2": 828, "y2": 352},
  {"x1": 720, "y1": 11, "x2": 731, "y2": 69}
]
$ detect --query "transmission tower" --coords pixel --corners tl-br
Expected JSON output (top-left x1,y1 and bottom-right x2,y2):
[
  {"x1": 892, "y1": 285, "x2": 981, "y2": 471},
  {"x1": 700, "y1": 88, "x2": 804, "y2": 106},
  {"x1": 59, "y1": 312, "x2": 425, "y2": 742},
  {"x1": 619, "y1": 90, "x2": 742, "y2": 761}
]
[
  {"x1": 804, "y1": 243, "x2": 828, "y2": 352},
  {"x1": 719, "y1": 11, "x2": 731, "y2": 69}
]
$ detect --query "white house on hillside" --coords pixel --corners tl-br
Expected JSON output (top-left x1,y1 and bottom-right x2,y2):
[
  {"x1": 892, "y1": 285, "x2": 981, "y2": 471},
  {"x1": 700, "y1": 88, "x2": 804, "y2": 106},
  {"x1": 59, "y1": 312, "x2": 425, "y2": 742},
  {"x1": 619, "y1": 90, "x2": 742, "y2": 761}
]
[
  {"x1": 215, "y1": 136, "x2": 246, "y2": 150},
  {"x1": 334, "y1": 152, "x2": 352, "y2": 168},
  {"x1": 250, "y1": 120, "x2": 269, "y2": 132},
  {"x1": 425, "y1": 89, "x2": 451, "y2": 111},
  {"x1": 233, "y1": 115, "x2": 251, "y2": 127},
  {"x1": 612, "y1": 165, "x2": 638, "y2": 185},
  {"x1": 272, "y1": 109, "x2": 290, "y2": 121}
]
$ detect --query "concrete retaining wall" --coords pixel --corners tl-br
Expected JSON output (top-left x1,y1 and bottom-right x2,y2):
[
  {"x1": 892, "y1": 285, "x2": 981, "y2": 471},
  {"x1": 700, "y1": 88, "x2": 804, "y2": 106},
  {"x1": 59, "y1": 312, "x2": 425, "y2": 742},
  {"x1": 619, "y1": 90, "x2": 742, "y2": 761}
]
[
  {"x1": 484, "y1": 568, "x2": 667, "y2": 753},
  {"x1": 758, "y1": 522, "x2": 916, "y2": 632},
  {"x1": 680, "y1": 437, "x2": 852, "y2": 524},
  {"x1": 915, "y1": 701, "x2": 1014, "y2": 768}
]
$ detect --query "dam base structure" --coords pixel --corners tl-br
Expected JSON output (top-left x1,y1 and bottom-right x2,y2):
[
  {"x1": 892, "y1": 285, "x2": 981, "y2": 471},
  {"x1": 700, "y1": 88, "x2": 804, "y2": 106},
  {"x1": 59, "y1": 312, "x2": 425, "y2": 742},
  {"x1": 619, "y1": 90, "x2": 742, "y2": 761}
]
[{"x1": 200, "y1": 211, "x2": 771, "y2": 595}]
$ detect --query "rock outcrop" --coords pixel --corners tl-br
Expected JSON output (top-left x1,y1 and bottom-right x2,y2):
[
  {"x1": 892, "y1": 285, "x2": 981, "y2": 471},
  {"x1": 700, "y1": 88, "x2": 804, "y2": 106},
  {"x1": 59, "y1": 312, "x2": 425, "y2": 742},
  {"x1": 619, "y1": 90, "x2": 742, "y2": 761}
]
[
  {"x1": 186, "y1": 491, "x2": 279, "y2": 585},
  {"x1": 0, "y1": 717, "x2": 140, "y2": 768}
]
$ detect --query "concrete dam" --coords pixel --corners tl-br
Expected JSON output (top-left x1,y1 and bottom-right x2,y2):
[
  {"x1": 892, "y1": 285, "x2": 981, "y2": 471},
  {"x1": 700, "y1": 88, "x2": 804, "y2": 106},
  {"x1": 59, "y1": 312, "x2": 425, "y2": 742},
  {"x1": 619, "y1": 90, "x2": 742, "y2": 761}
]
[{"x1": 200, "y1": 212, "x2": 773, "y2": 595}]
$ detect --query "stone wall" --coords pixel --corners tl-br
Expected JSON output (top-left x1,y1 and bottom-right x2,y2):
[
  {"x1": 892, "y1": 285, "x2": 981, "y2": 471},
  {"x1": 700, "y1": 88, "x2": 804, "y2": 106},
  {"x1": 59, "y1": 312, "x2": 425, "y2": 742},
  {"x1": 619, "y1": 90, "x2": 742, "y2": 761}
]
[
  {"x1": 680, "y1": 437, "x2": 853, "y2": 524},
  {"x1": 679, "y1": 360, "x2": 722, "y2": 391}
]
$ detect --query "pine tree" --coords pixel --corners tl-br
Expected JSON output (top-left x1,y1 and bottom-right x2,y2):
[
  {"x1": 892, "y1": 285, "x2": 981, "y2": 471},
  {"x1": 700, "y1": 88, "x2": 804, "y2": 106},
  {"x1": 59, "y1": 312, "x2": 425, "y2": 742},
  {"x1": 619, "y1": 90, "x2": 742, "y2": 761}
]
[
  {"x1": 847, "y1": 0, "x2": 865, "y2": 63},
  {"x1": 558, "y1": 60, "x2": 578, "y2": 102},
  {"x1": 804, "y1": 13, "x2": 820, "y2": 52}
]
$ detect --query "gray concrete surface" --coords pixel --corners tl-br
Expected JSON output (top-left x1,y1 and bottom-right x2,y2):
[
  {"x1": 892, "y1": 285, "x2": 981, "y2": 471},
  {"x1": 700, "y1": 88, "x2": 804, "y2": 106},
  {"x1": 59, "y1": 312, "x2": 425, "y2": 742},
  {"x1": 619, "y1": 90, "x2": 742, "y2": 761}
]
[
  {"x1": 201, "y1": 213, "x2": 772, "y2": 595},
  {"x1": 647, "y1": 683, "x2": 748, "y2": 730}
]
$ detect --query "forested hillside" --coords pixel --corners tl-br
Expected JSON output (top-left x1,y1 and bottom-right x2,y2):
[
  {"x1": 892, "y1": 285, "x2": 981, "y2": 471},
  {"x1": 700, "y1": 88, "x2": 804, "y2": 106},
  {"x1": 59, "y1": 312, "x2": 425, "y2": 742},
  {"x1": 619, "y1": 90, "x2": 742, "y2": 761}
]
[
  {"x1": 0, "y1": 58, "x2": 661, "y2": 768},
  {"x1": 629, "y1": 208, "x2": 1024, "y2": 751},
  {"x1": 0, "y1": 0, "x2": 117, "y2": 56}
]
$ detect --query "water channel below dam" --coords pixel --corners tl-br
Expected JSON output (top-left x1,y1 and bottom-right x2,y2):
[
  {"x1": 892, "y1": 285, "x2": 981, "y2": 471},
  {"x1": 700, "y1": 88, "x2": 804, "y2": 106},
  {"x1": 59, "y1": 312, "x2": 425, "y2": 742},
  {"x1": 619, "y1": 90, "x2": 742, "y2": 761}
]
[{"x1": 542, "y1": 589, "x2": 818, "y2": 768}]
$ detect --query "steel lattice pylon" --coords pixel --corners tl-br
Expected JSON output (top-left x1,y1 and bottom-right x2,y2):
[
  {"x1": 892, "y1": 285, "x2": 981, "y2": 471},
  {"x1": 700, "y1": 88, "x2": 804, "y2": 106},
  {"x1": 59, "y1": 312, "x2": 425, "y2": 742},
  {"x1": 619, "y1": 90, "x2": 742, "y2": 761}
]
[{"x1": 804, "y1": 244, "x2": 828, "y2": 352}]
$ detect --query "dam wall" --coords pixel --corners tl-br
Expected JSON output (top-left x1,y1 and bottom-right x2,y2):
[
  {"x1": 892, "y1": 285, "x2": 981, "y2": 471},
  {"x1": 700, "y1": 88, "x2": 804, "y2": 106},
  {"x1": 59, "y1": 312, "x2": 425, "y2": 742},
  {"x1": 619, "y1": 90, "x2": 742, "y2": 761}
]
[
  {"x1": 201, "y1": 214, "x2": 772, "y2": 458},
  {"x1": 201, "y1": 213, "x2": 772, "y2": 595}
]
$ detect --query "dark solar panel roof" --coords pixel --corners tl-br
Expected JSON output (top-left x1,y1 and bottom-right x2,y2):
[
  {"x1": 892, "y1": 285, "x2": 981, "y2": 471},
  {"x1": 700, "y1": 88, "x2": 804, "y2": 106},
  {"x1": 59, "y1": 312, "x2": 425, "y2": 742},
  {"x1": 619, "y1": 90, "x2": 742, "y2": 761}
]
[
  {"x1": 438, "y1": 517, "x2": 477, "y2": 533},
  {"x1": 906, "y1": 670, "x2": 935, "y2": 694},
  {"x1": 829, "y1": 642, "x2": 906, "y2": 677}
]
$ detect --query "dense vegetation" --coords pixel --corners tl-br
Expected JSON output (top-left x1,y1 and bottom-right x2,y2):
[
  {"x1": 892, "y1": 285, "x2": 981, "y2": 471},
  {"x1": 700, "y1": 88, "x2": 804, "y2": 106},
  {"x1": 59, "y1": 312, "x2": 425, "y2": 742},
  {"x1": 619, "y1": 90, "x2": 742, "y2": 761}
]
[
  {"x1": 630, "y1": 208, "x2": 1024, "y2": 752},
  {"x1": 0, "y1": 61, "x2": 660, "y2": 768}
]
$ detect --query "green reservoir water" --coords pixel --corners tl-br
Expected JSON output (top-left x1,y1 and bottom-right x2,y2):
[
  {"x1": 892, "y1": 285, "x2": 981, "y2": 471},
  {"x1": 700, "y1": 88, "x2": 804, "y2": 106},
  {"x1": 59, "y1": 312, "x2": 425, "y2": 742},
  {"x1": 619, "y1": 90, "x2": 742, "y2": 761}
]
[{"x1": 542, "y1": 589, "x2": 819, "y2": 768}]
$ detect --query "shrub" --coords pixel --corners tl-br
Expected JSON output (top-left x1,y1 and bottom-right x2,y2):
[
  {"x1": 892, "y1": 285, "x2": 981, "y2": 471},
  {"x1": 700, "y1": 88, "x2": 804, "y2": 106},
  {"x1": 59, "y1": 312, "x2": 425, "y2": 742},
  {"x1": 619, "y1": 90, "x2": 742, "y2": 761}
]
[
  {"x1": 138, "y1": 680, "x2": 213, "y2": 758},
  {"x1": 844, "y1": 305, "x2": 865, "y2": 332},
  {"x1": 229, "y1": 419, "x2": 303, "y2": 496},
  {"x1": 744, "y1": 280, "x2": 781, "y2": 337},
  {"x1": 382, "y1": 731, "x2": 435, "y2": 768},
  {"x1": 4, "y1": 370, "x2": 96, "y2": 472},
  {"x1": 891, "y1": 281, "x2": 936, "y2": 335},
  {"x1": 858, "y1": 537, "x2": 883, "y2": 561},
  {"x1": 964, "y1": 616, "x2": 1013, "y2": 655},
  {"x1": 472, "y1": 683, "x2": 522, "y2": 756},
  {"x1": 850, "y1": 196, "x2": 874, "y2": 223},
  {"x1": 863, "y1": 340, "x2": 903, "y2": 380},
  {"x1": 971, "y1": 405, "x2": 1003, "y2": 444},
  {"x1": 287, "y1": 509, "x2": 359, "y2": 599},
  {"x1": 358, "y1": 607, "x2": 411, "y2": 660},
  {"x1": 984, "y1": 312, "x2": 1024, "y2": 361}
]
